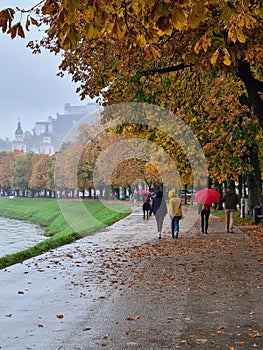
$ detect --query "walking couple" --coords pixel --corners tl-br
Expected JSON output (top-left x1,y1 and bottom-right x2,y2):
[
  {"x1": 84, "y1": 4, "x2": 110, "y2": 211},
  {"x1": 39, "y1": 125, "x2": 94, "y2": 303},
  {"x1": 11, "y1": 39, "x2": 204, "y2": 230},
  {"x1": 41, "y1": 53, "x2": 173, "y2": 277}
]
[{"x1": 150, "y1": 189, "x2": 182, "y2": 239}]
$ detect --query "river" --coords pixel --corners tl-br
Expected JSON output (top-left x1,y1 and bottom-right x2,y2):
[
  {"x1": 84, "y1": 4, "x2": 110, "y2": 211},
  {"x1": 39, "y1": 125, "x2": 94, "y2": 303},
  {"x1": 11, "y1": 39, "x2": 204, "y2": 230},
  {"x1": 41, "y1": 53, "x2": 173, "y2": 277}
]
[{"x1": 0, "y1": 217, "x2": 46, "y2": 258}]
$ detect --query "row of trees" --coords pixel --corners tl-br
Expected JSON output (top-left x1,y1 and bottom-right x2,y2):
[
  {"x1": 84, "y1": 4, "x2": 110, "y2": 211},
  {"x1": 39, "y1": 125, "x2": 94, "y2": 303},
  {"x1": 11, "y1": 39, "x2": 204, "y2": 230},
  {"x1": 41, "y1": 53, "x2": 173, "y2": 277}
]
[
  {"x1": 0, "y1": 109, "x2": 261, "y2": 210},
  {"x1": 0, "y1": 121, "x2": 183, "y2": 199},
  {"x1": 0, "y1": 151, "x2": 56, "y2": 198}
]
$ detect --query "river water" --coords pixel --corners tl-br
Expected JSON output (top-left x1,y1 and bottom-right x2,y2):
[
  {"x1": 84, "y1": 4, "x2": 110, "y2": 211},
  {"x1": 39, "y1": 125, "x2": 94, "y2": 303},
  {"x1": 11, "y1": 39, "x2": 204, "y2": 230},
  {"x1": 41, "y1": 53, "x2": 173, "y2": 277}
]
[{"x1": 0, "y1": 217, "x2": 45, "y2": 258}]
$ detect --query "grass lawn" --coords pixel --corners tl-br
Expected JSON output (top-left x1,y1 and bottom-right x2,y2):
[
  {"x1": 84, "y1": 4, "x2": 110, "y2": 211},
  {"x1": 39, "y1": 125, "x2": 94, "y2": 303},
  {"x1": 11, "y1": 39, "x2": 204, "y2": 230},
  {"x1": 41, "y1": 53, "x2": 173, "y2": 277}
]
[{"x1": 0, "y1": 198, "x2": 131, "y2": 269}]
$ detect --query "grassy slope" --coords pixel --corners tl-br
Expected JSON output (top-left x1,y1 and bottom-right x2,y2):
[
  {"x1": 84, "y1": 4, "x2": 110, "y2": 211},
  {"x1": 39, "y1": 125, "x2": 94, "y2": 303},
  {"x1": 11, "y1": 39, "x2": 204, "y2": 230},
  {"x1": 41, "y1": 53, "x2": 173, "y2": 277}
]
[{"x1": 0, "y1": 198, "x2": 131, "y2": 269}]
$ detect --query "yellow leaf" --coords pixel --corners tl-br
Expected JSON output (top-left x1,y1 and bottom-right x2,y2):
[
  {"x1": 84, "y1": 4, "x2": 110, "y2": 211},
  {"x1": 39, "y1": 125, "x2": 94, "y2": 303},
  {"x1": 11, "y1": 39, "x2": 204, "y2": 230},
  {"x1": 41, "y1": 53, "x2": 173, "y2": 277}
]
[
  {"x1": 210, "y1": 49, "x2": 220, "y2": 66},
  {"x1": 137, "y1": 33, "x2": 147, "y2": 47},
  {"x1": 131, "y1": 2, "x2": 141, "y2": 16},
  {"x1": 228, "y1": 27, "x2": 238, "y2": 43},
  {"x1": 237, "y1": 15, "x2": 245, "y2": 29},
  {"x1": 188, "y1": 1, "x2": 207, "y2": 29},
  {"x1": 112, "y1": 19, "x2": 126, "y2": 39},
  {"x1": 194, "y1": 40, "x2": 201, "y2": 55},
  {"x1": 170, "y1": 7, "x2": 186, "y2": 30},
  {"x1": 202, "y1": 34, "x2": 211, "y2": 52},
  {"x1": 236, "y1": 28, "x2": 246, "y2": 43},
  {"x1": 83, "y1": 7, "x2": 95, "y2": 22},
  {"x1": 61, "y1": 26, "x2": 80, "y2": 49},
  {"x1": 244, "y1": 13, "x2": 257, "y2": 29},
  {"x1": 85, "y1": 23, "x2": 94, "y2": 40},
  {"x1": 223, "y1": 54, "x2": 232, "y2": 66},
  {"x1": 194, "y1": 34, "x2": 211, "y2": 54}
]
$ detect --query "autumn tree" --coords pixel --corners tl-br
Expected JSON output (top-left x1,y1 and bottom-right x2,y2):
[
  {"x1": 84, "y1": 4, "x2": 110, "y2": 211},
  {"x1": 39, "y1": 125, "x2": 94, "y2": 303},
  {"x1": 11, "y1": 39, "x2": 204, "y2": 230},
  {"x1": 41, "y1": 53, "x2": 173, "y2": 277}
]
[
  {"x1": 55, "y1": 141, "x2": 83, "y2": 197},
  {"x1": 12, "y1": 152, "x2": 33, "y2": 196},
  {"x1": 0, "y1": 151, "x2": 16, "y2": 195},
  {"x1": 29, "y1": 154, "x2": 55, "y2": 197}
]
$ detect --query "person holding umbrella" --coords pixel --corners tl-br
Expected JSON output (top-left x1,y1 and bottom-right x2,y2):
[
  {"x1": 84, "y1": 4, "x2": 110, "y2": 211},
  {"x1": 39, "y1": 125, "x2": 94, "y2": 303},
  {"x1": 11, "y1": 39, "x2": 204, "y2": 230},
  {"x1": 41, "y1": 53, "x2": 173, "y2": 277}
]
[
  {"x1": 195, "y1": 188, "x2": 220, "y2": 234},
  {"x1": 198, "y1": 203, "x2": 210, "y2": 234},
  {"x1": 142, "y1": 195, "x2": 151, "y2": 219}
]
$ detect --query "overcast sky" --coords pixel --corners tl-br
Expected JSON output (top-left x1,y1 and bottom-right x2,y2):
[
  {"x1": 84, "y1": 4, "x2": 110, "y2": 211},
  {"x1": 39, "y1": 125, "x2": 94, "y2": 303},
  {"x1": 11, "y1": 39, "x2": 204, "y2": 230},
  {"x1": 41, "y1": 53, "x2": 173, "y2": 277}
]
[{"x1": 0, "y1": 1, "x2": 94, "y2": 140}]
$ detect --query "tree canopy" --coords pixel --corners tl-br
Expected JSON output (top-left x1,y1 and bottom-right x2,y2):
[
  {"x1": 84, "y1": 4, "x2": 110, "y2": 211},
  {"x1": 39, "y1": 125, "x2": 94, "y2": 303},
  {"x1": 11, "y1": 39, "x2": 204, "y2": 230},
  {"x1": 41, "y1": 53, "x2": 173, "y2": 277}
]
[
  {"x1": 1, "y1": 0, "x2": 262, "y2": 125},
  {"x1": 0, "y1": 1, "x2": 262, "y2": 204}
]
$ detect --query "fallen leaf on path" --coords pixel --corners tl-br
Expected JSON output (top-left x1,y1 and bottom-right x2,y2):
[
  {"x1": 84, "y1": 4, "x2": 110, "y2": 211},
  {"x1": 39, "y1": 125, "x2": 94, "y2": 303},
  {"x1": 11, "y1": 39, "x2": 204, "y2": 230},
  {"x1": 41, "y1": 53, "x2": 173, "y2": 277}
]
[{"x1": 250, "y1": 331, "x2": 262, "y2": 338}]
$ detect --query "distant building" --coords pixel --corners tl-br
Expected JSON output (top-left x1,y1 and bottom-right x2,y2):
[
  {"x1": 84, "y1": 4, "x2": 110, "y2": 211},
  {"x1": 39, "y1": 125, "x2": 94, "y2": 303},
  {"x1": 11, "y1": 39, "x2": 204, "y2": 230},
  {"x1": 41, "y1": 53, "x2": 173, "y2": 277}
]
[
  {"x1": 8, "y1": 102, "x2": 99, "y2": 154},
  {"x1": 40, "y1": 125, "x2": 54, "y2": 155},
  {"x1": 52, "y1": 102, "x2": 99, "y2": 148},
  {"x1": 11, "y1": 120, "x2": 27, "y2": 153},
  {"x1": 33, "y1": 121, "x2": 52, "y2": 136}
]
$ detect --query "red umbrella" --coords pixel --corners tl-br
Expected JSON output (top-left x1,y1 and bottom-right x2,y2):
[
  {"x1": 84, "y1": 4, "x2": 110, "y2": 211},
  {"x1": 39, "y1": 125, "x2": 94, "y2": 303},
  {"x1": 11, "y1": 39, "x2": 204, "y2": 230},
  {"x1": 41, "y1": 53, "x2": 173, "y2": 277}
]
[
  {"x1": 138, "y1": 189, "x2": 153, "y2": 195},
  {"x1": 194, "y1": 188, "x2": 220, "y2": 205}
]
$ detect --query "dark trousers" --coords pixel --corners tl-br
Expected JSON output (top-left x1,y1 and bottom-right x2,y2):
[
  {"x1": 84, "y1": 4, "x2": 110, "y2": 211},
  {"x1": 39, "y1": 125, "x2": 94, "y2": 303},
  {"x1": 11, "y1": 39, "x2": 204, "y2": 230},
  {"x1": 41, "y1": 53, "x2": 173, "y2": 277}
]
[
  {"x1": 143, "y1": 209, "x2": 150, "y2": 219},
  {"x1": 201, "y1": 210, "x2": 210, "y2": 233}
]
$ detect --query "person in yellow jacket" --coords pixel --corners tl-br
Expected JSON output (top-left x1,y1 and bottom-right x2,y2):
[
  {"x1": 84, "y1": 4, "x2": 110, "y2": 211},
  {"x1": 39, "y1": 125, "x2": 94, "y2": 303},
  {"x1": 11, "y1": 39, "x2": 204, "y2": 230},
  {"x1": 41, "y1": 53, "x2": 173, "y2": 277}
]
[{"x1": 168, "y1": 189, "x2": 183, "y2": 239}]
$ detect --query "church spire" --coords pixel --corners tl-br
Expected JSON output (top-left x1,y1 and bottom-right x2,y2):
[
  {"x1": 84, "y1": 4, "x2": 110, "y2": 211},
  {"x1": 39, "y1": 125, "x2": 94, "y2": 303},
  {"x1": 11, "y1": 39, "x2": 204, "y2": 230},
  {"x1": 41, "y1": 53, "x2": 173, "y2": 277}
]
[{"x1": 15, "y1": 119, "x2": 23, "y2": 141}]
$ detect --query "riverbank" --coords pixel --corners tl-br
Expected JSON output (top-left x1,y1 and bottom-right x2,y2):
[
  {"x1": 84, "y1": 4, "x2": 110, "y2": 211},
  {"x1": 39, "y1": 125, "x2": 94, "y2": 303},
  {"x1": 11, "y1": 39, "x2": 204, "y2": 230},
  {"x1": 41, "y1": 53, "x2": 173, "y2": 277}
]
[{"x1": 0, "y1": 198, "x2": 131, "y2": 269}]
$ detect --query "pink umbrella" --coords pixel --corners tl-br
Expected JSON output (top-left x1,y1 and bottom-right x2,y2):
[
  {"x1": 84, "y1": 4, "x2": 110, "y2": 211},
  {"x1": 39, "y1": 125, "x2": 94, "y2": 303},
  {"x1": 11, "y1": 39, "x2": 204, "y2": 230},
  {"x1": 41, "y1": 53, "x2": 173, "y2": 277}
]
[
  {"x1": 195, "y1": 188, "x2": 220, "y2": 205},
  {"x1": 138, "y1": 189, "x2": 153, "y2": 195}
]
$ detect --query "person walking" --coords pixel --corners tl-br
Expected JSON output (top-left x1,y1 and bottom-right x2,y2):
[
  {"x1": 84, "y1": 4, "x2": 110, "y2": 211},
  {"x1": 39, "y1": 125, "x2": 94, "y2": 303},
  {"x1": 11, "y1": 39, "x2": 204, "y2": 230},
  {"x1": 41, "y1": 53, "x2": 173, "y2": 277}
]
[
  {"x1": 150, "y1": 189, "x2": 167, "y2": 239},
  {"x1": 142, "y1": 195, "x2": 151, "y2": 219},
  {"x1": 168, "y1": 190, "x2": 183, "y2": 239},
  {"x1": 221, "y1": 187, "x2": 239, "y2": 233},
  {"x1": 198, "y1": 203, "x2": 210, "y2": 234}
]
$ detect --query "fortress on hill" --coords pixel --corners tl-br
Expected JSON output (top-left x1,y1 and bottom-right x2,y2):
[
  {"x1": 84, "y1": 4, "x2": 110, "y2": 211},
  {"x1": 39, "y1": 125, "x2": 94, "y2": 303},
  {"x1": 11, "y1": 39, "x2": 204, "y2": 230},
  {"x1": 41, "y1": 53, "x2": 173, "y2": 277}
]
[{"x1": 1, "y1": 103, "x2": 99, "y2": 155}]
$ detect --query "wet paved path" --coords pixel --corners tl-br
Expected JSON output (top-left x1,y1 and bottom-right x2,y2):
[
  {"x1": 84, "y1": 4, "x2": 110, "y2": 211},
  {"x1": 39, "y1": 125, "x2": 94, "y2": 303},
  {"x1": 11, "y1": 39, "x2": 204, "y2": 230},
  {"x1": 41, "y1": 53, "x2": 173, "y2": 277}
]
[{"x1": 0, "y1": 204, "x2": 262, "y2": 349}]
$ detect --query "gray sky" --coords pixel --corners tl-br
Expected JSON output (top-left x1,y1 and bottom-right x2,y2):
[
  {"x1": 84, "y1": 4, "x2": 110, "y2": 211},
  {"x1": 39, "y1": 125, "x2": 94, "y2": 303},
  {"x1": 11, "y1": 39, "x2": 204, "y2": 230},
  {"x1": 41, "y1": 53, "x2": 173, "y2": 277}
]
[{"x1": 0, "y1": 2, "x2": 93, "y2": 140}]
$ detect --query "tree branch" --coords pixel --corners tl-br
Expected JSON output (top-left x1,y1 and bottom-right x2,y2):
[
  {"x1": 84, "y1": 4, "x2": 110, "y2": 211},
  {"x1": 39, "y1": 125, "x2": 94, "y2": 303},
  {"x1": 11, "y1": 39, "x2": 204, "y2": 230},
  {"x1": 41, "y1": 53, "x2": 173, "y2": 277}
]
[
  {"x1": 142, "y1": 63, "x2": 191, "y2": 76},
  {"x1": 16, "y1": 0, "x2": 45, "y2": 13}
]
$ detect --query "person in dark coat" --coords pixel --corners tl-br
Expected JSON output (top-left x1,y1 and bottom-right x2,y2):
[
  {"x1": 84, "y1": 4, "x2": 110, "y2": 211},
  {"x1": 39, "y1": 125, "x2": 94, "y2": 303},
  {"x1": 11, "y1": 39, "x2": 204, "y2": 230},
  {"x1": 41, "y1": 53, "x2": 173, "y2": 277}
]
[
  {"x1": 222, "y1": 188, "x2": 239, "y2": 233},
  {"x1": 142, "y1": 195, "x2": 151, "y2": 219},
  {"x1": 150, "y1": 190, "x2": 167, "y2": 239}
]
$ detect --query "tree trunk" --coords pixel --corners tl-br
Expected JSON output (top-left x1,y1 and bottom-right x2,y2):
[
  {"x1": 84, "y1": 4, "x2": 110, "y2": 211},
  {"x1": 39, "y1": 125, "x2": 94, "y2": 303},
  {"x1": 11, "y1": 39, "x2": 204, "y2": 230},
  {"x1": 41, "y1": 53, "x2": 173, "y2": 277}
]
[
  {"x1": 238, "y1": 61, "x2": 263, "y2": 129},
  {"x1": 246, "y1": 145, "x2": 262, "y2": 213}
]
